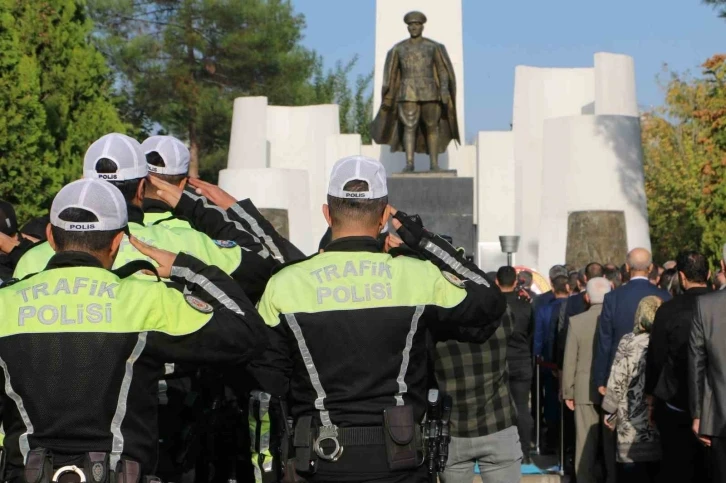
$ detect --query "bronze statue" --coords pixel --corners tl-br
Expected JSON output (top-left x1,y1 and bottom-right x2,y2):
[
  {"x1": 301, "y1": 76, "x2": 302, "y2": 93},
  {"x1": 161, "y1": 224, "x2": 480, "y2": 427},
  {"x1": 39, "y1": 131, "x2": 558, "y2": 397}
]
[{"x1": 371, "y1": 11, "x2": 461, "y2": 172}]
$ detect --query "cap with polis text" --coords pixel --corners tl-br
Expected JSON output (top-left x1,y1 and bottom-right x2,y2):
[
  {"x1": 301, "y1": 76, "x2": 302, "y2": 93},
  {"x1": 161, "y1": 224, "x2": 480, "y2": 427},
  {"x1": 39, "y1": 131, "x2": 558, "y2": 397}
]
[
  {"x1": 51, "y1": 179, "x2": 128, "y2": 232},
  {"x1": 0, "y1": 200, "x2": 18, "y2": 236},
  {"x1": 141, "y1": 135, "x2": 190, "y2": 175},
  {"x1": 328, "y1": 156, "x2": 388, "y2": 200},
  {"x1": 83, "y1": 133, "x2": 147, "y2": 181}
]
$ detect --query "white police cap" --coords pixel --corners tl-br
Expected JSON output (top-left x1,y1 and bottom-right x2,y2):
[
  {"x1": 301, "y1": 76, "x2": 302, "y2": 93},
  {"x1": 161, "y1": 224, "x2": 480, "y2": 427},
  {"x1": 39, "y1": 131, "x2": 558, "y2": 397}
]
[
  {"x1": 50, "y1": 179, "x2": 128, "y2": 232},
  {"x1": 141, "y1": 135, "x2": 190, "y2": 176},
  {"x1": 328, "y1": 155, "x2": 388, "y2": 200},
  {"x1": 83, "y1": 133, "x2": 148, "y2": 181}
]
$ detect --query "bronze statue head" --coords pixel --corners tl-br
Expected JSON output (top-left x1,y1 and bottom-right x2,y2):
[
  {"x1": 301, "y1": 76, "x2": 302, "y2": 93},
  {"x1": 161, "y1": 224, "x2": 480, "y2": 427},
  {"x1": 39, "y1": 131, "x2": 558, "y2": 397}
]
[{"x1": 403, "y1": 11, "x2": 426, "y2": 38}]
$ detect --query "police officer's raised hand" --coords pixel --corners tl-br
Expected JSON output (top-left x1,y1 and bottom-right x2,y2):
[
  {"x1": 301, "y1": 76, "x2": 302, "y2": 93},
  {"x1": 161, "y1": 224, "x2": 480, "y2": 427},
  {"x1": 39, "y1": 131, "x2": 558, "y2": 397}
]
[
  {"x1": 187, "y1": 178, "x2": 236, "y2": 210},
  {"x1": 147, "y1": 176, "x2": 183, "y2": 208},
  {"x1": 383, "y1": 233, "x2": 403, "y2": 253},
  {"x1": 390, "y1": 206, "x2": 427, "y2": 249},
  {"x1": 0, "y1": 232, "x2": 19, "y2": 254},
  {"x1": 129, "y1": 236, "x2": 176, "y2": 278}
]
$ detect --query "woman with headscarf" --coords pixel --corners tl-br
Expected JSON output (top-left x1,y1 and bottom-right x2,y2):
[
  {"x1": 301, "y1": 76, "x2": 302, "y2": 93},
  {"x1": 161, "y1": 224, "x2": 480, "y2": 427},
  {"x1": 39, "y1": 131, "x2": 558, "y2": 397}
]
[{"x1": 602, "y1": 295, "x2": 663, "y2": 482}]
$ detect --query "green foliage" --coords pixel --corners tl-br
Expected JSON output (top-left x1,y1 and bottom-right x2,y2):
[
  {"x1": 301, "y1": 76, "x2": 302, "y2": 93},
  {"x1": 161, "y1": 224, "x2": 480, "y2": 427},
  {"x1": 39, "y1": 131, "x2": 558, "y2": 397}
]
[
  {"x1": 643, "y1": 55, "x2": 726, "y2": 266},
  {"x1": 90, "y1": 0, "x2": 372, "y2": 180},
  {"x1": 91, "y1": 0, "x2": 316, "y2": 178},
  {"x1": 703, "y1": 0, "x2": 726, "y2": 18},
  {"x1": 0, "y1": 0, "x2": 124, "y2": 222},
  {"x1": 312, "y1": 55, "x2": 373, "y2": 144}
]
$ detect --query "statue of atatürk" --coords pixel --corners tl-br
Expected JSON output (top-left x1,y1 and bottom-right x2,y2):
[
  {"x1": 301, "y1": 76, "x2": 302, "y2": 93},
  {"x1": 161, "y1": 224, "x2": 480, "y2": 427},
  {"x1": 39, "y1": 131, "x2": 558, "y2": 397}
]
[{"x1": 371, "y1": 11, "x2": 460, "y2": 172}]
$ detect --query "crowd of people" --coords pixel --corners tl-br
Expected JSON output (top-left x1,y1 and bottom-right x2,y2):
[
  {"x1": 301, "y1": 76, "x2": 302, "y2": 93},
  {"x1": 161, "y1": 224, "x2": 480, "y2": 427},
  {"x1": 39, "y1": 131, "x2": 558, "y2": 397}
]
[
  {"x1": 503, "y1": 249, "x2": 726, "y2": 483},
  {"x1": 1, "y1": 129, "x2": 726, "y2": 483}
]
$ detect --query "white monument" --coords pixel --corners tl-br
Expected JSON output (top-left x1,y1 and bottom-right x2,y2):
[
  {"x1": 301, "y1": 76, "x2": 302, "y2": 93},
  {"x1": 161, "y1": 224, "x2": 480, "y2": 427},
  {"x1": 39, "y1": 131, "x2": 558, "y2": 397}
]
[{"x1": 219, "y1": 0, "x2": 651, "y2": 272}]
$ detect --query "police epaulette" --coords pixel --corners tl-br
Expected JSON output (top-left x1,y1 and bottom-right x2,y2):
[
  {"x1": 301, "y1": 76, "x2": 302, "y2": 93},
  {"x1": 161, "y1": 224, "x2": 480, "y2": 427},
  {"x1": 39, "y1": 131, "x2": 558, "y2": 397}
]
[
  {"x1": 271, "y1": 252, "x2": 320, "y2": 275},
  {"x1": 113, "y1": 260, "x2": 161, "y2": 280}
]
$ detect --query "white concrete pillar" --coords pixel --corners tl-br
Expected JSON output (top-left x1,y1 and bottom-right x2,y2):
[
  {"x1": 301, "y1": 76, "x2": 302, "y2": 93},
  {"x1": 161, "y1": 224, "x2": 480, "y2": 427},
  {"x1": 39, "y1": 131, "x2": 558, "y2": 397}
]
[
  {"x1": 476, "y1": 131, "x2": 515, "y2": 244},
  {"x1": 227, "y1": 97, "x2": 269, "y2": 170},
  {"x1": 512, "y1": 66, "x2": 595, "y2": 269},
  {"x1": 218, "y1": 167, "x2": 315, "y2": 256},
  {"x1": 594, "y1": 53, "x2": 638, "y2": 117},
  {"x1": 537, "y1": 115, "x2": 650, "y2": 273}
]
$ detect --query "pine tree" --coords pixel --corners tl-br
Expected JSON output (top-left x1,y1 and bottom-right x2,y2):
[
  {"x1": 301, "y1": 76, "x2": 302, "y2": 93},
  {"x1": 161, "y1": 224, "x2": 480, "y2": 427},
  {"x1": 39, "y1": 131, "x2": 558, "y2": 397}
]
[{"x1": 0, "y1": 0, "x2": 124, "y2": 221}]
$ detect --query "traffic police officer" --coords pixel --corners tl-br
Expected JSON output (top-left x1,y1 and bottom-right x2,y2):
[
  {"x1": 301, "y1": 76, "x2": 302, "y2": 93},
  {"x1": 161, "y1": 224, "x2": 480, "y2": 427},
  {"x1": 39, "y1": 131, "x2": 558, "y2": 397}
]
[
  {"x1": 14, "y1": 133, "x2": 287, "y2": 302},
  {"x1": 249, "y1": 156, "x2": 507, "y2": 482},
  {"x1": 140, "y1": 135, "x2": 303, "y2": 264},
  {"x1": 0, "y1": 178, "x2": 268, "y2": 483}
]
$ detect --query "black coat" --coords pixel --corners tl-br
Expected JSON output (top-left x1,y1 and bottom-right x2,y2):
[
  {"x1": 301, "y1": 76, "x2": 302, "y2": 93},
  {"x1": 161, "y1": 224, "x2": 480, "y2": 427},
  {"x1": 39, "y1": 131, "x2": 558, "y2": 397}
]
[
  {"x1": 505, "y1": 291, "x2": 534, "y2": 378},
  {"x1": 646, "y1": 286, "x2": 711, "y2": 412}
]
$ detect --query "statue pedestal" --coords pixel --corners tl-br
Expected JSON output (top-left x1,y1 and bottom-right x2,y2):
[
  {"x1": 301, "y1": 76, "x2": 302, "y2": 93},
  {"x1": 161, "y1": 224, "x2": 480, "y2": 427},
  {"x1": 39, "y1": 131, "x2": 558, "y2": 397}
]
[
  {"x1": 390, "y1": 169, "x2": 458, "y2": 178},
  {"x1": 387, "y1": 174, "x2": 475, "y2": 256}
]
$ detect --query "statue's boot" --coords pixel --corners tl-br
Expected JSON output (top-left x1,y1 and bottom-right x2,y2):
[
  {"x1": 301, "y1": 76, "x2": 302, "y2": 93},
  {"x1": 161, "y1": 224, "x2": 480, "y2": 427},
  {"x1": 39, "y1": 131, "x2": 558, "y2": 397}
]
[
  {"x1": 403, "y1": 128, "x2": 416, "y2": 173},
  {"x1": 428, "y1": 130, "x2": 440, "y2": 171}
]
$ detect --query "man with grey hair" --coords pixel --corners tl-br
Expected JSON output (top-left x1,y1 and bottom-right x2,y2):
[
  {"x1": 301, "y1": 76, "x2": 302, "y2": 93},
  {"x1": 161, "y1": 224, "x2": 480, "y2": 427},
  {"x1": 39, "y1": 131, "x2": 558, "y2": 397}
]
[
  {"x1": 594, "y1": 248, "x2": 671, "y2": 394},
  {"x1": 563, "y1": 278, "x2": 616, "y2": 483}
]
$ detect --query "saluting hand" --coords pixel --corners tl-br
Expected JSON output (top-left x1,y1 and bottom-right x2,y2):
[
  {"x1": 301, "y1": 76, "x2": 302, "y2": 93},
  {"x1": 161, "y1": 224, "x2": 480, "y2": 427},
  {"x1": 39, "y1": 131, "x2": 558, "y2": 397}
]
[
  {"x1": 0, "y1": 232, "x2": 19, "y2": 254},
  {"x1": 383, "y1": 233, "x2": 403, "y2": 253},
  {"x1": 147, "y1": 176, "x2": 183, "y2": 208},
  {"x1": 129, "y1": 236, "x2": 177, "y2": 279},
  {"x1": 187, "y1": 177, "x2": 236, "y2": 210}
]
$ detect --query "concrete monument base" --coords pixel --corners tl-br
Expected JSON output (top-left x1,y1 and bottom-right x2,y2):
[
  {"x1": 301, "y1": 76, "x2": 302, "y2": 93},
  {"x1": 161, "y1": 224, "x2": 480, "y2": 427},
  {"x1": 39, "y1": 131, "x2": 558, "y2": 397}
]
[{"x1": 387, "y1": 176, "x2": 475, "y2": 255}]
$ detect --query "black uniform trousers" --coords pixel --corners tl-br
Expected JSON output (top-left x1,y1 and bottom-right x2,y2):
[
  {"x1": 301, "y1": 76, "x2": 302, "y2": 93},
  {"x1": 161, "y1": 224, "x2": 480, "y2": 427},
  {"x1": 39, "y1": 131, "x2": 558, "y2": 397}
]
[
  {"x1": 508, "y1": 362, "x2": 533, "y2": 458},
  {"x1": 654, "y1": 402, "x2": 707, "y2": 483}
]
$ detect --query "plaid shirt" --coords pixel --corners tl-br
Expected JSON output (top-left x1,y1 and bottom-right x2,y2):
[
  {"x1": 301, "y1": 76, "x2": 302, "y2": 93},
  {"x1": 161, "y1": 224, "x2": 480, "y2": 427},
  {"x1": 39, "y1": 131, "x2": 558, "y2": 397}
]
[{"x1": 434, "y1": 310, "x2": 516, "y2": 438}]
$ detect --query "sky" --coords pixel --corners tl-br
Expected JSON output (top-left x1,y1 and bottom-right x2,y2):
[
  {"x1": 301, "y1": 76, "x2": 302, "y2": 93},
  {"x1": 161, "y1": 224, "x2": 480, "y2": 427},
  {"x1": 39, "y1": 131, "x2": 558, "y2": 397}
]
[{"x1": 293, "y1": 0, "x2": 724, "y2": 140}]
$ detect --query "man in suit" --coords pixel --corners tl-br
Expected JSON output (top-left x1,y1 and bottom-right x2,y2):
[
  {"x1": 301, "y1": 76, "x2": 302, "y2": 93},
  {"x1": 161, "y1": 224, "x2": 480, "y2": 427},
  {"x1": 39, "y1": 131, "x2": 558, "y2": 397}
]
[
  {"x1": 646, "y1": 251, "x2": 710, "y2": 483},
  {"x1": 594, "y1": 248, "x2": 671, "y2": 395},
  {"x1": 689, "y1": 244, "x2": 726, "y2": 482},
  {"x1": 563, "y1": 277, "x2": 616, "y2": 483}
]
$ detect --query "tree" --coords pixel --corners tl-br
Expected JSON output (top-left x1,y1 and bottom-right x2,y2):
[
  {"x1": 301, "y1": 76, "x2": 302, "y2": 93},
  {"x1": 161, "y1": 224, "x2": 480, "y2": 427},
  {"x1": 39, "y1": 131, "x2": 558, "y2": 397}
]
[
  {"x1": 90, "y1": 0, "x2": 325, "y2": 177},
  {"x1": 312, "y1": 56, "x2": 373, "y2": 144},
  {"x1": 703, "y1": 0, "x2": 726, "y2": 18},
  {"x1": 0, "y1": 0, "x2": 124, "y2": 221},
  {"x1": 642, "y1": 55, "x2": 726, "y2": 265},
  {"x1": 91, "y1": 0, "x2": 373, "y2": 180}
]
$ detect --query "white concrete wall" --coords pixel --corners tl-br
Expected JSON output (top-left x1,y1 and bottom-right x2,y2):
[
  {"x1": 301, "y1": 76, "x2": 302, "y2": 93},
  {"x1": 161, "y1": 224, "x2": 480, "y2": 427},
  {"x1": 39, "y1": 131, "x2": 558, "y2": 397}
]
[
  {"x1": 227, "y1": 97, "x2": 269, "y2": 169},
  {"x1": 266, "y1": 104, "x2": 343, "y2": 244},
  {"x1": 218, "y1": 168, "x2": 316, "y2": 255},
  {"x1": 594, "y1": 53, "x2": 638, "y2": 116},
  {"x1": 373, "y1": 0, "x2": 466, "y2": 173},
  {"x1": 537, "y1": 115, "x2": 650, "y2": 273},
  {"x1": 476, "y1": 131, "x2": 515, "y2": 244},
  {"x1": 512, "y1": 66, "x2": 595, "y2": 269}
]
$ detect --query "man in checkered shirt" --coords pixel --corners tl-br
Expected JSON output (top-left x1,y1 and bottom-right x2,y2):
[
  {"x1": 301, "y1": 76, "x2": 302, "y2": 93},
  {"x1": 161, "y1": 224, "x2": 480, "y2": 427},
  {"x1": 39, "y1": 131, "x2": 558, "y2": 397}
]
[{"x1": 435, "y1": 291, "x2": 522, "y2": 482}]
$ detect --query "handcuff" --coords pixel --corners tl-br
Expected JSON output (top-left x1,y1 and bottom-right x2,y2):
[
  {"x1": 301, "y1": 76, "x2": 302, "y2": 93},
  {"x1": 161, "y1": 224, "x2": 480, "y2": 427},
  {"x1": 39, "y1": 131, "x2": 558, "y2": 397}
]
[
  {"x1": 313, "y1": 425, "x2": 344, "y2": 461},
  {"x1": 52, "y1": 465, "x2": 86, "y2": 483}
]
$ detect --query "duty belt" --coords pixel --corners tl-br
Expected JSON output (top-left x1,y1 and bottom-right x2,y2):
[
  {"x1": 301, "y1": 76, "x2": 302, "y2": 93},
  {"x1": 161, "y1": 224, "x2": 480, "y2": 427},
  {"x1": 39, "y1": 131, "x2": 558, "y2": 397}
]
[
  {"x1": 19, "y1": 449, "x2": 160, "y2": 483},
  {"x1": 309, "y1": 425, "x2": 423, "y2": 461}
]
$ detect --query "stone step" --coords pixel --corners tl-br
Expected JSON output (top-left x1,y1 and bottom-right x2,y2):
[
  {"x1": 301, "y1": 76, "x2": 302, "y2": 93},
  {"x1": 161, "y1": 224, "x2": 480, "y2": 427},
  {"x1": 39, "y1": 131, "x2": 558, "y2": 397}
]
[{"x1": 520, "y1": 475, "x2": 569, "y2": 483}]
